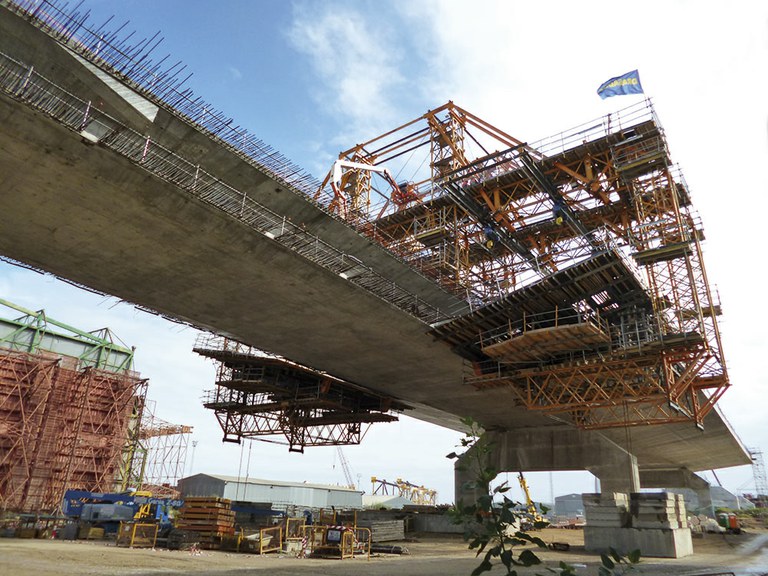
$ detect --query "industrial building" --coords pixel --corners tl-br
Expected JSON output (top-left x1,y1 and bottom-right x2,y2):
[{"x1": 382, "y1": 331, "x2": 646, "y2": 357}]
[{"x1": 179, "y1": 473, "x2": 362, "y2": 511}]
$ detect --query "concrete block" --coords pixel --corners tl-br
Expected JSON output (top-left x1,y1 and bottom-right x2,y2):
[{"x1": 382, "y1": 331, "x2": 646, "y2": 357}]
[
  {"x1": 632, "y1": 520, "x2": 681, "y2": 529},
  {"x1": 410, "y1": 514, "x2": 467, "y2": 534},
  {"x1": 631, "y1": 492, "x2": 675, "y2": 501},
  {"x1": 584, "y1": 526, "x2": 693, "y2": 558},
  {"x1": 583, "y1": 493, "x2": 628, "y2": 506},
  {"x1": 585, "y1": 519, "x2": 623, "y2": 528},
  {"x1": 585, "y1": 511, "x2": 626, "y2": 520}
]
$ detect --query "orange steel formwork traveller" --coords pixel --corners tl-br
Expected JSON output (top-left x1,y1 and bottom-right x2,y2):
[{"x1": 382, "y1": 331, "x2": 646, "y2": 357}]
[{"x1": 314, "y1": 100, "x2": 728, "y2": 431}]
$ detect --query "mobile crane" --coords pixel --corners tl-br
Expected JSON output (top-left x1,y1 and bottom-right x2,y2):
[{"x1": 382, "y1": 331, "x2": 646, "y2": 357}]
[{"x1": 518, "y1": 472, "x2": 549, "y2": 529}]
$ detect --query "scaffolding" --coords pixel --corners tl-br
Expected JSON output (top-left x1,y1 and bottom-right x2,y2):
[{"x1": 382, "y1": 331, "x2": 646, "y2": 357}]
[
  {"x1": 194, "y1": 334, "x2": 402, "y2": 452},
  {"x1": 124, "y1": 399, "x2": 192, "y2": 498},
  {"x1": 749, "y1": 448, "x2": 768, "y2": 508},
  {"x1": 315, "y1": 101, "x2": 729, "y2": 430},
  {"x1": 0, "y1": 299, "x2": 146, "y2": 513}
]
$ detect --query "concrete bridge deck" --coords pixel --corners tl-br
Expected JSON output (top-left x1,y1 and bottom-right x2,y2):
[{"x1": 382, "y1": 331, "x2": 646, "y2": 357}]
[{"x1": 0, "y1": 3, "x2": 750, "y2": 494}]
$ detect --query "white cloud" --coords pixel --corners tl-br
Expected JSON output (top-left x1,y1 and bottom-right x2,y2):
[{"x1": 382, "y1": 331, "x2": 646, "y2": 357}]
[
  {"x1": 287, "y1": 3, "x2": 405, "y2": 141},
  {"x1": 227, "y1": 65, "x2": 243, "y2": 81}
]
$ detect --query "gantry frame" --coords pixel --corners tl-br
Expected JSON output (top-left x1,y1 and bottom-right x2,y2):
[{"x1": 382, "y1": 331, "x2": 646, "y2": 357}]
[
  {"x1": 194, "y1": 334, "x2": 402, "y2": 452},
  {"x1": 316, "y1": 100, "x2": 728, "y2": 430}
]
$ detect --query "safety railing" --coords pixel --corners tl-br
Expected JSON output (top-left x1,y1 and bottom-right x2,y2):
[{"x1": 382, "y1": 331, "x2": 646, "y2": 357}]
[
  {"x1": 477, "y1": 306, "x2": 610, "y2": 351},
  {"x1": 259, "y1": 525, "x2": 283, "y2": 555},
  {"x1": 532, "y1": 98, "x2": 659, "y2": 159},
  {"x1": 115, "y1": 521, "x2": 158, "y2": 548},
  {"x1": 2, "y1": 0, "x2": 322, "y2": 199},
  {"x1": 285, "y1": 517, "x2": 306, "y2": 541},
  {"x1": 0, "y1": 49, "x2": 452, "y2": 326}
]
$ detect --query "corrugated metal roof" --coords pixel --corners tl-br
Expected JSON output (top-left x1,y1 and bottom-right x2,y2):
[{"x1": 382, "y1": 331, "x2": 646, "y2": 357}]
[{"x1": 184, "y1": 473, "x2": 360, "y2": 493}]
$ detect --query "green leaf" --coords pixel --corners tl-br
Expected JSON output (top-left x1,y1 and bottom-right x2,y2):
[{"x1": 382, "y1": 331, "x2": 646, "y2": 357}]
[
  {"x1": 600, "y1": 553, "x2": 615, "y2": 569},
  {"x1": 499, "y1": 507, "x2": 515, "y2": 524},
  {"x1": 446, "y1": 451, "x2": 458, "y2": 459},
  {"x1": 478, "y1": 495, "x2": 493, "y2": 510},
  {"x1": 460, "y1": 415, "x2": 475, "y2": 427},
  {"x1": 500, "y1": 549, "x2": 513, "y2": 568},
  {"x1": 530, "y1": 536, "x2": 547, "y2": 548},
  {"x1": 518, "y1": 549, "x2": 542, "y2": 566},
  {"x1": 470, "y1": 559, "x2": 493, "y2": 576},
  {"x1": 627, "y1": 548, "x2": 641, "y2": 563},
  {"x1": 609, "y1": 547, "x2": 622, "y2": 563}
]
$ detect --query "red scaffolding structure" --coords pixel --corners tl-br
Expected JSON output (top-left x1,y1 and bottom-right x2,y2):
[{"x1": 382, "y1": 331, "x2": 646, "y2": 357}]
[{"x1": 0, "y1": 299, "x2": 146, "y2": 513}]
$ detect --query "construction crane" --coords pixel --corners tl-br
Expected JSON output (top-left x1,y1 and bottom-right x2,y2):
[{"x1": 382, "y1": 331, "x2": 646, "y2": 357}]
[
  {"x1": 336, "y1": 447, "x2": 356, "y2": 489},
  {"x1": 518, "y1": 472, "x2": 548, "y2": 528},
  {"x1": 370, "y1": 476, "x2": 437, "y2": 506}
]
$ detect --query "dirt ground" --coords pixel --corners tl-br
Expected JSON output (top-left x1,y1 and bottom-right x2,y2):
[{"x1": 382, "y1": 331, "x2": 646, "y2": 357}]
[{"x1": 1, "y1": 528, "x2": 767, "y2": 576}]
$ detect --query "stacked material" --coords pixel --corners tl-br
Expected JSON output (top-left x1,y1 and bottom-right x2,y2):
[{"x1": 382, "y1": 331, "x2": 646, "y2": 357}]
[
  {"x1": 356, "y1": 519, "x2": 405, "y2": 542},
  {"x1": 176, "y1": 497, "x2": 235, "y2": 548},
  {"x1": 630, "y1": 492, "x2": 688, "y2": 529},
  {"x1": 583, "y1": 492, "x2": 630, "y2": 528},
  {"x1": 583, "y1": 492, "x2": 692, "y2": 558}
]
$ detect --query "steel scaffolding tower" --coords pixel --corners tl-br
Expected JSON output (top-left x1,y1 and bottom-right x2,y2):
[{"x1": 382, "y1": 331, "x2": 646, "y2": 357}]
[
  {"x1": 315, "y1": 101, "x2": 729, "y2": 430},
  {"x1": 125, "y1": 399, "x2": 193, "y2": 497},
  {"x1": 749, "y1": 448, "x2": 768, "y2": 508}
]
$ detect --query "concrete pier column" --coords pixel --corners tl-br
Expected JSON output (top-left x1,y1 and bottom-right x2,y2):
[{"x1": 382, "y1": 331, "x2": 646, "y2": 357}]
[{"x1": 454, "y1": 427, "x2": 639, "y2": 505}]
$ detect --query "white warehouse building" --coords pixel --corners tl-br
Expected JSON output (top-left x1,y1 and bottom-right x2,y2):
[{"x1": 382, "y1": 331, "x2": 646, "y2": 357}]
[{"x1": 179, "y1": 473, "x2": 363, "y2": 510}]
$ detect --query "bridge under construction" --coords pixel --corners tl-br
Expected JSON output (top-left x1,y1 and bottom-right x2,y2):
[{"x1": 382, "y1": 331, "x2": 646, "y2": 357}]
[{"x1": 0, "y1": 0, "x2": 749, "y2": 540}]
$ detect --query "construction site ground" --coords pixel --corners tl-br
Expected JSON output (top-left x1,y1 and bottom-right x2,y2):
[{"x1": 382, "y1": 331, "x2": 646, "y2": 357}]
[{"x1": 1, "y1": 527, "x2": 767, "y2": 575}]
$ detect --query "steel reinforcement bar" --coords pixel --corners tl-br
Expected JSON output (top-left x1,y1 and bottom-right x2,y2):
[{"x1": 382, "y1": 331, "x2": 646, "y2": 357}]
[{"x1": 0, "y1": 49, "x2": 450, "y2": 324}]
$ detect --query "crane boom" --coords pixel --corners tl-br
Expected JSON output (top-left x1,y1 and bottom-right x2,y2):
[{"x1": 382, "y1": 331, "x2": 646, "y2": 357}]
[
  {"x1": 518, "y1": 472, "x2": 547, "y2": 525},
  {"x1": 336, "y1": 447, "x2": 355, "y2": 489}
]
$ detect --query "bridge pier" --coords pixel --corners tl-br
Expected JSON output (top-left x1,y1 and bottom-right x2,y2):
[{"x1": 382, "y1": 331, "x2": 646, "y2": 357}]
[
  {"x1": 453, "y1": 429, "x2": 700, "y2": 558},
  {"x1": 454, "y1": 427, "x2": 639, "y2": 506}
]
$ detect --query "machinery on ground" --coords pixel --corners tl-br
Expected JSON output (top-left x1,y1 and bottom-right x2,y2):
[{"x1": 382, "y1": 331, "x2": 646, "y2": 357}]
[
  {"x1": 62, "y1": 489, "x2": 182, "y2": 534},
  {"x1": 517, "y1": 473, "x2": 549, "y2": 530}
]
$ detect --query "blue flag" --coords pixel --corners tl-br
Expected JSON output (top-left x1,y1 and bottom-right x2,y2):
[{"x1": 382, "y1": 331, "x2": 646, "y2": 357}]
[{"x1": 597, "y1": 70, "x2": 644, "y2": 99}]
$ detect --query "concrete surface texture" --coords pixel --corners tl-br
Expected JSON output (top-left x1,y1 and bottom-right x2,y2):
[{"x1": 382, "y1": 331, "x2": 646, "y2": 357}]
[{"x1": 0, "y1": 4, "x2": 750, "y2": 490}]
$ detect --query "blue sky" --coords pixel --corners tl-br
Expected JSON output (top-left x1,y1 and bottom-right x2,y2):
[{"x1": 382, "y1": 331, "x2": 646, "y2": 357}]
[{"x1": 1, "y1": 0, "x2": 767, "y2": 504}]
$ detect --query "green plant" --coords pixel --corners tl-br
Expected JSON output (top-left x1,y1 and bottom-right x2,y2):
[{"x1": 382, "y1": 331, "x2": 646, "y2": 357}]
[
  {"x1": 447, "y1": 417, "x2": 548, "y2": 575},
  {"x1": 447, "y1": 417, "x2": 640, "y2": 576},
  {"x1": 597, "y1": 549, "x2": 641, "y2": 575}
]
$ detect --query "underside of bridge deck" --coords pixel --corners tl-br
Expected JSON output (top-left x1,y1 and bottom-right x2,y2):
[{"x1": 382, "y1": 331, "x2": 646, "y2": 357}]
[{"x1": 0, "y1": 1, "x2": 750, "y2": 487}]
